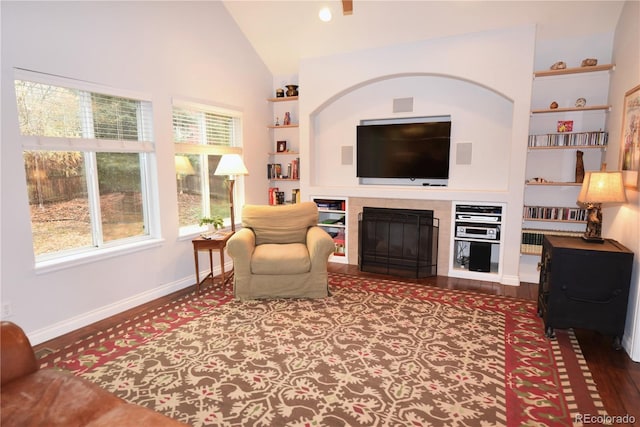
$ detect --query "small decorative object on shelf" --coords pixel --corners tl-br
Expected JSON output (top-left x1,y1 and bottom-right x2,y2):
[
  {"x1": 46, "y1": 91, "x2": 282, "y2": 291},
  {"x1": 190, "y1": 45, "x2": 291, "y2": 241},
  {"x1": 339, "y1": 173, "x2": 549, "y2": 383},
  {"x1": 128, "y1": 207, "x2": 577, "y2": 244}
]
[
  {"x1": 575, "y1": 97, "x2": 587, "y2": 107},
  {"x1": 283, "y1": 112, "x2": 291, "y2": 126},
  {"x1": 575, "y1": 150, "x2": 585, "y2": 183},
  {"x1": 277, "y1": 140, "x2": 287, "y2": 152},
  {"x1": 581, "y1": 58, "x2": 598, "y2": 67},
  {"x1": 275, "y1": 88, "x2": 284, "y2": 98},
  {"x1": 528, "y1": 177, "x2": 548, "y2": 183},
  {"x1": 274, "y1": 116, "x2": 280, "y2": 126},
  {"x1": 557, "y1": 120, "x2": 573, "y2": 132},
  {"x1": 286, "y1": 84, "x2": 299, "y2": 97},
  {"x1": 550, "y1": 61, "x2": 566, "y2": 70},
  {"x1": 549, "y1": 101, "x2": 559, "y2": 109}
]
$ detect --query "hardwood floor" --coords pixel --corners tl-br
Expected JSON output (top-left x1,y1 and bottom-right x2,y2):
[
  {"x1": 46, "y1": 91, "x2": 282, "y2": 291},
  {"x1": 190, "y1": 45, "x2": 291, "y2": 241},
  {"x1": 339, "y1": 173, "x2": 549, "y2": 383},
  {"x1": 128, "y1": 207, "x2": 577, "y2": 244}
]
[{"x1": 33, "y1": 263, "x2": 639, "y2": 425}]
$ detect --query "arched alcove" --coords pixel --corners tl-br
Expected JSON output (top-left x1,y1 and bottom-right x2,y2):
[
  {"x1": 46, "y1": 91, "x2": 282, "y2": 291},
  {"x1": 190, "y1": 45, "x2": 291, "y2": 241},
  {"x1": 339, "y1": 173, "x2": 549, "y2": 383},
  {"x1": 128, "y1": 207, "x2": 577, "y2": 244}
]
[{"x1": 308, "y1": 73, "x2": 514, "y2": 191}]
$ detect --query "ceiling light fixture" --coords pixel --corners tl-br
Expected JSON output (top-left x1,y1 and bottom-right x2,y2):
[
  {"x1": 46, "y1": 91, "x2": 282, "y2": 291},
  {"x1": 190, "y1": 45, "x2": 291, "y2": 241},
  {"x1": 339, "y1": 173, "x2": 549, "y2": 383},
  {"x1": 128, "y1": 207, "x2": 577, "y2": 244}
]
[{"x1": 319, "y1": 6, "x2": 332, "y2": 22}]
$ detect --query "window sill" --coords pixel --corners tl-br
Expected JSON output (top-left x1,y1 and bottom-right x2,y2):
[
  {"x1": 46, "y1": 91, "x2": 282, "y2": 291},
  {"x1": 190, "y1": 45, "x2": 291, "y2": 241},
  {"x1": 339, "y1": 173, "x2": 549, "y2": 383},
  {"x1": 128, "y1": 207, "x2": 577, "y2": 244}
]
[{"x1": 34, "y1": 238, "x2": 165, "y2": 275}]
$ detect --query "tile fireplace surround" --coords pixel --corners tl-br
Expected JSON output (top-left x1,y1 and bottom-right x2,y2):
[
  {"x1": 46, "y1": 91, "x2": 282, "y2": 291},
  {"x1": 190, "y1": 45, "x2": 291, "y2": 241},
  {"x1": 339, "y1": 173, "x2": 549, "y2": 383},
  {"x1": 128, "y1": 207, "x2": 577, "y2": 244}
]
[{"x1": 347, "y1": 198, "x2": 452, "y2": 276}]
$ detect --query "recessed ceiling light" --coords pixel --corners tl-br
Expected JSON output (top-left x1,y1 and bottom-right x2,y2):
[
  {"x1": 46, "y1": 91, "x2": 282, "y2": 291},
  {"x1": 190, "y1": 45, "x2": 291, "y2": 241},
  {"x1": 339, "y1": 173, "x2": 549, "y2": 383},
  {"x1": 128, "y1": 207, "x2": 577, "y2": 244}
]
[{"x1": 319, "y1": 6, "x2": 332, "y2": 22}]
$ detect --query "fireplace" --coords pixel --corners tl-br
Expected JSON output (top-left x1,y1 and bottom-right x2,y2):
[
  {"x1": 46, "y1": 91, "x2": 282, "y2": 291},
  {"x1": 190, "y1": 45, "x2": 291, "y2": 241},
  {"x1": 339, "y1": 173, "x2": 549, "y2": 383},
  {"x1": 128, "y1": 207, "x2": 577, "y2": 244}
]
[{"x1": 358, "y1": 207, "x2": 439, "y2": 278}]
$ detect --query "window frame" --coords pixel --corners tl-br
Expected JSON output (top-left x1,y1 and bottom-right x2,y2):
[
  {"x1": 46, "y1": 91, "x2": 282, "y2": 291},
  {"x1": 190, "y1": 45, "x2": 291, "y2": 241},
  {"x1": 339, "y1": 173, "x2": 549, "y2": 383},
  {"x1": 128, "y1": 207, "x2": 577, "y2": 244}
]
[
  {"x1": 172, "y1": 99, "x2": 244, "y2": 237},
  {"x1": 14, "y1": 68, "x2": 161, "y2": 271}
]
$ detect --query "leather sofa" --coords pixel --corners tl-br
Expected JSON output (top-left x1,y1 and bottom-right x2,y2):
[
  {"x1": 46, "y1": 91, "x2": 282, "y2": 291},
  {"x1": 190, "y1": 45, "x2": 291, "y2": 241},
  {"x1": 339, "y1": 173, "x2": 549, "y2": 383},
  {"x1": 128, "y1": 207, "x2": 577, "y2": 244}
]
[
  {"x1": 227, "y1": 201, "x2": 335, "y2": 299},
  {"x1": 1, "y1": 321, "x2": 187, "y2": 427}
]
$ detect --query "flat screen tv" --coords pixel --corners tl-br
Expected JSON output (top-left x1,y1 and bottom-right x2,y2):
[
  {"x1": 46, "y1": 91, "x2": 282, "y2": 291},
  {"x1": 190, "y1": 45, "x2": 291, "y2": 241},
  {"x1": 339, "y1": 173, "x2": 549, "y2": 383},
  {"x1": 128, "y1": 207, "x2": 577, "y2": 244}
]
[{"x1": 356, "y1": 119, "x2": 451, "y2": 185}]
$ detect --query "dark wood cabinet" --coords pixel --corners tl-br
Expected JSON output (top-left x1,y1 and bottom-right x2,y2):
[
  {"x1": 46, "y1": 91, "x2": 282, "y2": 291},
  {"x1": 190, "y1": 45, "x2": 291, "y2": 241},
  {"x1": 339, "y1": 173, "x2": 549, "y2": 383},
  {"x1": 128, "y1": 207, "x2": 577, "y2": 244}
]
[{"x1": 537, "y1": 235, "x2": 634, "y2": 348}]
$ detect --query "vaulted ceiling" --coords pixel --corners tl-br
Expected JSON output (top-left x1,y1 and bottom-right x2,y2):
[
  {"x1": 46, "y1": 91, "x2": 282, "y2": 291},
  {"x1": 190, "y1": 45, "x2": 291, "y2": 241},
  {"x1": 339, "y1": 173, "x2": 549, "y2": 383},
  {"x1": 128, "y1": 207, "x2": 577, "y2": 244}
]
[{"x1": 222, "y1": 1, "x2": 625, "y2": 75}]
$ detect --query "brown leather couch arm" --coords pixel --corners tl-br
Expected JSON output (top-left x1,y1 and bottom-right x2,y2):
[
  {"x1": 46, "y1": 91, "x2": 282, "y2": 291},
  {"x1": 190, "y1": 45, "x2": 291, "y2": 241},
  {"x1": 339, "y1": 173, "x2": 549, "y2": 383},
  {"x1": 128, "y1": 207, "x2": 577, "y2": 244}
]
[{"x1": 1, "y1": 321, "x2": 38, "y2": 386}]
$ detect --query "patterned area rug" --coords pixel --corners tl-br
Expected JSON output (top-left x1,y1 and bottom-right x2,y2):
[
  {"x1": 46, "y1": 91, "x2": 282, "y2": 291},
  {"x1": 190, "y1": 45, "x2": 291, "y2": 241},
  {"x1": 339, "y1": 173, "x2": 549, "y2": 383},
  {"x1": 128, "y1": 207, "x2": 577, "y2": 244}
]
[{"x1": 40, "y1": 273, "x2": 606, "y2": 426}]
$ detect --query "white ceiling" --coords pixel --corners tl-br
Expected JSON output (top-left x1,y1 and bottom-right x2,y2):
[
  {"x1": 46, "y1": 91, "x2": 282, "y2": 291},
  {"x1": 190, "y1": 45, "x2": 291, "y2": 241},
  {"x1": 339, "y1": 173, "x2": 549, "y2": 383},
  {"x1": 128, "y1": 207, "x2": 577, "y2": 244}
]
[{"x1": 222, "y1": 0, "x2": 625, "y2": 76}]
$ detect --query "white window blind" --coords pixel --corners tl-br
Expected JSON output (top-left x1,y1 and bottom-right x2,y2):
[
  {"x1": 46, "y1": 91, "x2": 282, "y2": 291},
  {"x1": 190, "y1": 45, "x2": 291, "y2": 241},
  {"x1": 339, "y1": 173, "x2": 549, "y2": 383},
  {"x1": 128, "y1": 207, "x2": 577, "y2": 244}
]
[
  {"x1": 173, "y1": 101, "x2": 242, "y2": 155},
  {"x1": 15, "y1": 70, "x2": 153, "y2": 153}
]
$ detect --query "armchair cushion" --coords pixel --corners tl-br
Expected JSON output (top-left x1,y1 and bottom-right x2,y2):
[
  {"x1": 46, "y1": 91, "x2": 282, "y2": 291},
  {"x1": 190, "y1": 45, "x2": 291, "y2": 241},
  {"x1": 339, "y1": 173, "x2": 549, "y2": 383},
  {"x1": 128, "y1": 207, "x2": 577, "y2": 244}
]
[{"x1": 251, "y1": 243, "x2": 311, "y2": 275}]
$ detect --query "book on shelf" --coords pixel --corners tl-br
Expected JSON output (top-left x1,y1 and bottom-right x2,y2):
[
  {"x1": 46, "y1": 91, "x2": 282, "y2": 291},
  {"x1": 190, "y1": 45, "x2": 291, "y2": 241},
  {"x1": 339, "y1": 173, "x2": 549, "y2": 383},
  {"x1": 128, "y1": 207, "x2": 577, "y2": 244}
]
[
  {"x1": 291, "y1": 188, "x2": 300, "y2": 204},
  {"x1": 268, "y1": 187, "x2": 285, "y2": 205},
  {"x1": 521, "y1": 229, "x2": 584, "y2": 254},
  {"x1": 523, "y1": 205, "x2": 587, "y2": 221},
  {"x1": 527, "y1": 131, "x2": 608, "y2": 148},
  {"x1": 267, "y1": 163, "x2": 282, "y2": 179},
  {"x1": 290, "y1": 158, "x2": 300, "y2": 180}
]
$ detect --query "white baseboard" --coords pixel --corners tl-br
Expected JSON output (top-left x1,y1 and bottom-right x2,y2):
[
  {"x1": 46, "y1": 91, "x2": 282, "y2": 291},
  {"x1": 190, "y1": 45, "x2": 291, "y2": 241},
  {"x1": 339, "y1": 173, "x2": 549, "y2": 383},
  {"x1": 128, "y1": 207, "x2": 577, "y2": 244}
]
[
  {"x1": 500, "y1": 274, "x2": 521, "y2": 286},
  {"x1": 28, "y1": 277, "x2": 193, "y2": 345},
  {"x1": 27, "y1": 261, "x2": 233, "y2": 346}
]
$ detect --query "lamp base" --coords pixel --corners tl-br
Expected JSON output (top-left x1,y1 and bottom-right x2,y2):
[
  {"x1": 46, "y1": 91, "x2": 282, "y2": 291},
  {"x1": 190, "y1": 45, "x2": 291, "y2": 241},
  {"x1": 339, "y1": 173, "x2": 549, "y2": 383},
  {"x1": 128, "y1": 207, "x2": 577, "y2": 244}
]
[{"x1": 581, "y1": 234, "x2": 605, "y2": 243}]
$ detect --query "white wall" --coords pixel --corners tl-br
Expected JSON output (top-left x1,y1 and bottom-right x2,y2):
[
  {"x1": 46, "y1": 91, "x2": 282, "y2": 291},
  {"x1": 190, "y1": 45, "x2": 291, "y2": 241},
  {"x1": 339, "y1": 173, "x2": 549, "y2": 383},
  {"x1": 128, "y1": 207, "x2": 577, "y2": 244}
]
[
  {"x1": 606, "y1": 0, "x2": 640, "y2": 360},
  {"x1": 0, "y1": 1, "x2": 272, "y2": 343},
  {"x1": 299, "y1": 26, "x2": 537, "y2": 285}
]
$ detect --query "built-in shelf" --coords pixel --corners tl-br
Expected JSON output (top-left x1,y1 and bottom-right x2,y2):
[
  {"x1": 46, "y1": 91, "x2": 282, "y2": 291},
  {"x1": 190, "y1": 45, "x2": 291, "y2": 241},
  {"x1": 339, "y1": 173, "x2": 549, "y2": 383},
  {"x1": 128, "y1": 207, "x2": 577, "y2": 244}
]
[
  {"x1": 267, "y1": 124, "x2": 299, "y2": 129},
  {"x1": 531, "y1": 105, "x2": 610, "y2": 114},
  {"x1": 267, "y1": 96, "x2": 298, "y2": 102},
  {"x1": 533, "y1": 63, "x2": 614, "y2": 78},
  {"x1": 527, "y1": 145, "x2": 607, "y2": 151},
  {"x1": 268, "y1": 151, "x2": 299, "y2": 155},
  {"x1": 525, "y1": 182, "x2": 582, "y2": 187},
  {"x1": 313, "y1": 197, "x2": 348, "y2": 263}
]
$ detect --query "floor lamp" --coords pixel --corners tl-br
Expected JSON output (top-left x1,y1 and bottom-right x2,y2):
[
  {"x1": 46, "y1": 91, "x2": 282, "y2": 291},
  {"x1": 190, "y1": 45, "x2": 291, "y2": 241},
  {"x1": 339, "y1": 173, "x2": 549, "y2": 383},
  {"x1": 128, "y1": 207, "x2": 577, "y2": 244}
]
[{"x1": 214, "y1": 154, "x2": 248, "y2": 232}]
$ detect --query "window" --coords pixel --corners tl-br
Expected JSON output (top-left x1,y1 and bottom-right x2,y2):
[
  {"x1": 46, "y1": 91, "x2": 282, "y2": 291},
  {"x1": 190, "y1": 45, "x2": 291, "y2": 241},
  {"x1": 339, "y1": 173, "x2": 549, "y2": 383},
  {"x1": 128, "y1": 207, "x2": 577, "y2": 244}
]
[
  {"x1": 15, "y1": 70, "x2": 155, "y2": 262},
  {"x1": 172, "y1": 101, "x2": 243, "y2": 234}
]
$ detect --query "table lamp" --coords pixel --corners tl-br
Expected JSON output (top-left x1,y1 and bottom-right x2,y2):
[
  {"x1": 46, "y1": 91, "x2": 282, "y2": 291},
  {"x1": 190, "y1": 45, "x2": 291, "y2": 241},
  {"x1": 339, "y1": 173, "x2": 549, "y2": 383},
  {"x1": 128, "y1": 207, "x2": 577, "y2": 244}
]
[
  {"x1": 214, "y1": 154, "x2": 248, "y2": 232},
  {"x1": 577, "y1": 166, "x2": 627, "y2": 242}
]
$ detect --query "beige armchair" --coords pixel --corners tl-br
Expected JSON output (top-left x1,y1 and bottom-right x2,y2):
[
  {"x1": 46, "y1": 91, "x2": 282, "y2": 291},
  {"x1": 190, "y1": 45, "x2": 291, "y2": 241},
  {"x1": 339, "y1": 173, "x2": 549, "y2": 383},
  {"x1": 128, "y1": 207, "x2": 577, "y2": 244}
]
[{"x1": 226, "y1": 202, "x2": 335, "y2": 300}]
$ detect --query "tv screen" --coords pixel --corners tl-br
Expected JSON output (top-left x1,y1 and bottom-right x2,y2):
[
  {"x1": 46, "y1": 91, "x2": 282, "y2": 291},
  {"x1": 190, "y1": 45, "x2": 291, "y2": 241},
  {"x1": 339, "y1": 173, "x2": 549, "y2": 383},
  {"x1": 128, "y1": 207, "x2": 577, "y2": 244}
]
[{"x1": 356, "y1": 121, "x2": 451, "y2": 180}]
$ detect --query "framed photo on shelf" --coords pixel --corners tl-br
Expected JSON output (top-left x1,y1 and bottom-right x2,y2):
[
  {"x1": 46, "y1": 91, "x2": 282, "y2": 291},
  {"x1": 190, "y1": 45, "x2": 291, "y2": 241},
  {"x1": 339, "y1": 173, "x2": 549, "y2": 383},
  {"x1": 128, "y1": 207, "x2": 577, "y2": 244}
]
[
  {"x1": 277, "y1": 140, "x2": 287, "y2": 152},
  {"x1": 557, "y1": 120, "x2": 573, "y2": 133},
  {"x1": 619, "y1": 83, "x2": 640, "y2": 190}
]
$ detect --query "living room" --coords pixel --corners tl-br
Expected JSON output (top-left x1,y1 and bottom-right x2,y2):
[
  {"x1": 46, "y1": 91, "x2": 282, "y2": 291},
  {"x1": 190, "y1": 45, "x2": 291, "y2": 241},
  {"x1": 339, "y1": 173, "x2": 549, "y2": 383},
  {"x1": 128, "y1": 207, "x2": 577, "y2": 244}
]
[{"x1": 1, "y1": 0, "x2": 639, "y2": 367}]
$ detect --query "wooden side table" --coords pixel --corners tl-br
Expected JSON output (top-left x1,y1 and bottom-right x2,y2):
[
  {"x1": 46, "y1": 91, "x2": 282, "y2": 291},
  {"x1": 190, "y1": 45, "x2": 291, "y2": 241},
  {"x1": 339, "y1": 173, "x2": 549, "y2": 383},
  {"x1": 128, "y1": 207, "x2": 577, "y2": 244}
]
[{"x1": 192, "y1": 231, "x2": 234, "y2": 293}]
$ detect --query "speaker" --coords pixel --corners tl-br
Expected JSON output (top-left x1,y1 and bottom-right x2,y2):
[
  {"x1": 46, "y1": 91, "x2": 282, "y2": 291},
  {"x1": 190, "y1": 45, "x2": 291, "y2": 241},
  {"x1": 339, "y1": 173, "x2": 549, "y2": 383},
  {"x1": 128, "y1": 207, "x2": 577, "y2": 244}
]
[
  {"x1": 456, "y1": 142, "x2": 472, "y2": 165},
  {"x1": 469, "y1": 242, "x2": 491, "y2": 272},
  {"x1": 341, "y1": 146, "x2": 353, "y2": 165},
  {"x1": 393, "y1": 97, "x2": 414, "y2": 113}
]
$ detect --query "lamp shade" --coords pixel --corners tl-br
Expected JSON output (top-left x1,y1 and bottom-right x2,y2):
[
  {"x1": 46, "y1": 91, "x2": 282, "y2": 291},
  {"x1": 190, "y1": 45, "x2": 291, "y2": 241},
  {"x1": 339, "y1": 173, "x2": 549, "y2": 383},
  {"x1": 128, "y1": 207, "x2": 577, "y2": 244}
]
[
  {"x1": 577, "y1": 171, "x2": 627, "y2": 204},
  {"x1": 214, "y1": 154, "x2": 249, "y2": 176},
  {"x1": 174, "y1": 155, "x2": 195, "y2": 175}
]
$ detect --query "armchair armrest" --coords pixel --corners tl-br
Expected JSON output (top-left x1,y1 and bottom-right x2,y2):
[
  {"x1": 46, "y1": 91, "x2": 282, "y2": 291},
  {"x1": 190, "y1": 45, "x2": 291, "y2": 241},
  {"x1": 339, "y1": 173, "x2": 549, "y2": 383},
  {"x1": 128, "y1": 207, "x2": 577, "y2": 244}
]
[
  {"x1": 226, "y1": 228, "x2": 256, "y2": 276},
  {"x1": 306, "y1": 226, "x2": 336, "y2": 271},
  {"x1": 1, "y1": 321, "x2": 39, "y2": 385}
]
